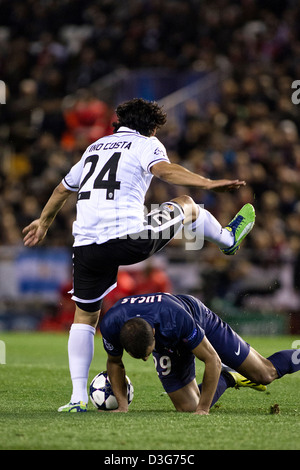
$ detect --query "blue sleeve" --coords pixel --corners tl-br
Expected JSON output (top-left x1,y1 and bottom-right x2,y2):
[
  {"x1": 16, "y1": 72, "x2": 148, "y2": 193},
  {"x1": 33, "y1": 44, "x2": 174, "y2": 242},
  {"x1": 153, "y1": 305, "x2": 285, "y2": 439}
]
[
  {"x1": 100, "y1": 318, "x2": 123, "y2": 357},
  {"x1": 179, "y1": 314, "x2": 205, "y2": 350},
  {"x1": 102, "y1": 336, "x2": 123, "y2": 357}
]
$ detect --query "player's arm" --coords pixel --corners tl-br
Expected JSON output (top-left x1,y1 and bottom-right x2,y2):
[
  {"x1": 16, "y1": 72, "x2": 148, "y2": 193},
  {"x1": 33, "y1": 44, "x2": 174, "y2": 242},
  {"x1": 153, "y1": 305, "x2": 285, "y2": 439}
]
[
  {"x1": 151, "y1": 161, "x2": 245, "y2": 192},
  {"x1": 192, "y1": 337, "x2": 222, "y2": 415},
  {"x1": 23, "y1": 182, "x2": 73, "y2": 247},
  {"x1": 106, "y1": 353, "x2": 129, "y2": 412}
]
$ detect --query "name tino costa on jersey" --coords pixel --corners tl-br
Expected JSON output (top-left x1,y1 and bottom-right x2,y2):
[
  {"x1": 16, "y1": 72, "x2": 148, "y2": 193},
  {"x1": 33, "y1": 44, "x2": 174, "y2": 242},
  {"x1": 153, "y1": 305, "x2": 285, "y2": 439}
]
[
  {"x1": 88, "y1": 141, "x2": 132, "y2": 152},
  {"x1": 62, "y1": 127, "x2": 170, "y2": 246}
]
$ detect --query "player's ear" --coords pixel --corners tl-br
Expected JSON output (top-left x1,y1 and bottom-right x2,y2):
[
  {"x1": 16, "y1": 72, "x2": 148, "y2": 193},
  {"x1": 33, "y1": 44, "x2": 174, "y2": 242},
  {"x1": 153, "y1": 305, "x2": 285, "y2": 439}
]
[{"x1": 152, "y1": 328, "x2": 155, "y2": 337}]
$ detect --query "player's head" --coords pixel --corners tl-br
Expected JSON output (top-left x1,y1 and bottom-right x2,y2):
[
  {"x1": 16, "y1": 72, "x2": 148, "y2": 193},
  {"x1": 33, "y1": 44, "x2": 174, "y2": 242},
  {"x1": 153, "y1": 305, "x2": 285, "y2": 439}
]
[
  {"x1": 112, "y1": 98, "x2": 167, "y2": 137},
  {"x1": 120, "y1": 318, "x2": 155, "y2": 361}
]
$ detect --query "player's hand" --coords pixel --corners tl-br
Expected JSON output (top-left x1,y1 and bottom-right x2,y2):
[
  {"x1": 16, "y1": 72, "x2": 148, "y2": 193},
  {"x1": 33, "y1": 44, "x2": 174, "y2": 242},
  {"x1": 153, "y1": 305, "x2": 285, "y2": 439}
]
[
  {"x1": 110, "y1": 407, "x2": 128, "y2": 413},
  {"x1": 194, "y1": 408, "x2": 209, "y2": 416},
  {"x1": 22, "y1": 219, "x2": 48, "y2": 247},
  {"x1": 98, "y1": 407, "x2": 128, "y2": 413},
  {"x1": 208, "y1": 179, "x2": 246, "y2": 192}
]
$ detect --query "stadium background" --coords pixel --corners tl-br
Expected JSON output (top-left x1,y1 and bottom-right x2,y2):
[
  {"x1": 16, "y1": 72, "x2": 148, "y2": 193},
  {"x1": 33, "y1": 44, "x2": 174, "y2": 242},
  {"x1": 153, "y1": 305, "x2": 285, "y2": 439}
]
[{"x1": 0, "y1": 0, "x2": 300, "y2": 336}]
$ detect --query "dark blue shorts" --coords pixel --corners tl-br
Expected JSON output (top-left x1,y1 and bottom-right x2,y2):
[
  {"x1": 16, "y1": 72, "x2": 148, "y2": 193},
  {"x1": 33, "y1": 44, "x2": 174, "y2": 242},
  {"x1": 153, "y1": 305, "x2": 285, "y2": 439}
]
[
  {"x1": 204, "y1": 306, "x2": 250, "y2": 370},
  {"x1": 153, "y1": 348, "x2": 196, "y2": 394},
  {"x1": 153, "y1": 302, "x2": 250, "y2": 394}
]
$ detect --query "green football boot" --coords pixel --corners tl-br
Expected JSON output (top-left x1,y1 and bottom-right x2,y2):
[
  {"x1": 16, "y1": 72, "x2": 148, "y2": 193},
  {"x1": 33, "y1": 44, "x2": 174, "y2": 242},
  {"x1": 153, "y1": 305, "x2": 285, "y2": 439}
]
[
  {"x1": 58, "y1": 401, "x2": 88, "y2": 412},
  {"x1": 221, "y1": 203, "x2": 255, "y2": 255}
]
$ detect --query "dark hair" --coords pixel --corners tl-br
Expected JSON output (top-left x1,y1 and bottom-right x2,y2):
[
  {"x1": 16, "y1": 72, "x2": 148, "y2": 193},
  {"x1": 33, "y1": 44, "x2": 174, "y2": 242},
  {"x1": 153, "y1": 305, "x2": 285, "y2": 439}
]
[
  {"x1": 120, "y1": 318, "x2": 154, "y2": 358},
  {"x1": 112, "y1": 98, "x2": 167, "y2": 137}
]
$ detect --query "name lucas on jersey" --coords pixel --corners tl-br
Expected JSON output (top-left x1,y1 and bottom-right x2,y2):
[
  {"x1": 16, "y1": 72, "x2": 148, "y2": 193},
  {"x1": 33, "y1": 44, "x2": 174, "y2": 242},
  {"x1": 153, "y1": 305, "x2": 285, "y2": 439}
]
[
  {"x1": 88, "y1": 141, "x2": 132, "y2": 152},
  {"x1": 121, "y1": 294, "x2": 163, "y2": 304}
]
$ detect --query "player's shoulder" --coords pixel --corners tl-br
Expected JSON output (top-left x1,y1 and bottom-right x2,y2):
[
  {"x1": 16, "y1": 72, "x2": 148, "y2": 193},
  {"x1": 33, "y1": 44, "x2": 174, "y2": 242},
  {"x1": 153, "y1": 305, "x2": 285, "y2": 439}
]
[
  {"x1": 99, "y1": 308, "x2": 118, "y2": 335},
  {"x1": 147, "y1": 135, "x2": 167, "y2": 159},
  {"x1": 148, "y1": 135, "x2": 165, "y2": 147},
  {"x1": 156, "y1": 293, "x2": 187, "y2": 319}
]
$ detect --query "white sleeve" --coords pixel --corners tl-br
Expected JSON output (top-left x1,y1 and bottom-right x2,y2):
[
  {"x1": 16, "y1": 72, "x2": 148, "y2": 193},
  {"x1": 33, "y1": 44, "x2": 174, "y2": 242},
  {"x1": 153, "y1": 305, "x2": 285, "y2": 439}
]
[
  {"x1": 140, "y1": 137, "x2": 170, "y2": 174},
  {"x1": 61, "y1": 158, "x2": 84, "y2": 192}
]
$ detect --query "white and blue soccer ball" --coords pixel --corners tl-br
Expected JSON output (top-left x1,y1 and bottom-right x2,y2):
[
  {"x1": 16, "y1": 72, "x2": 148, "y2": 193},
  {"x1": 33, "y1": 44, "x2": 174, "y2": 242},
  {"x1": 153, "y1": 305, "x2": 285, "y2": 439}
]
[{"x1": 89, "y1": 371, "x2": 134, "y2": 410}]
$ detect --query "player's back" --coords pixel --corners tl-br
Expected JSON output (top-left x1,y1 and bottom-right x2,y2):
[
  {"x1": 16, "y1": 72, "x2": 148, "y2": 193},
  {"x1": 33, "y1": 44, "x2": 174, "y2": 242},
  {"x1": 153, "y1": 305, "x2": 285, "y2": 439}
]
[
  {"x1": 63, "y1": 127, "x2": 169, "y2": 246},
  {"x1": 101, "y1": 292, "x2": 206, "y2": 354}
]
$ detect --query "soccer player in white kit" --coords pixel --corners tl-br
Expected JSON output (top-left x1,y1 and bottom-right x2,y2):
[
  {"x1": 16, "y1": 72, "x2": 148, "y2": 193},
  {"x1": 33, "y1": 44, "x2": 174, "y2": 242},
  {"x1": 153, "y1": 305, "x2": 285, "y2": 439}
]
[{"x1": 23, "y1": 98, "x2": 255, "y2": 412}]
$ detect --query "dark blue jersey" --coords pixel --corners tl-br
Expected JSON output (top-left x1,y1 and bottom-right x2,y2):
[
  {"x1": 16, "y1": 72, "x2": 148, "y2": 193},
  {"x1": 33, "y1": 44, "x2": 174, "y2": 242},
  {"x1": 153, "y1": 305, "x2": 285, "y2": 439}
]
[{"x1": 100, "y1": 293, "x2": 208, "y2": 357}]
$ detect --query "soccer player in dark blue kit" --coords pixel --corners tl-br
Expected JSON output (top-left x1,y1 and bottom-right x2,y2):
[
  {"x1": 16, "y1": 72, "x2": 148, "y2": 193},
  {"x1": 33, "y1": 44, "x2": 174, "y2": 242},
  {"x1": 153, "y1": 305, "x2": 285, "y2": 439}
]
[{"x1": 100, "y1": 292, "x2": 300, "y2": 415}]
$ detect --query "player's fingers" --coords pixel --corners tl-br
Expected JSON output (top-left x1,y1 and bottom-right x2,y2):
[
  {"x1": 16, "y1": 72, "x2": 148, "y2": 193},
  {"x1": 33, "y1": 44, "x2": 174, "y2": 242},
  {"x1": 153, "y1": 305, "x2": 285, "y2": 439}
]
[
  {"x1": 226, "y1": 180, "x2": 246, "y2": 187},
  {"x1": 23, "y1": 232, "x2": 39, "y2": 246},
  {"x1": 22, "y1": 219, "x2": 40, "y2": 234},
  {"x1": 23, "y1": 229, "x2": 35, "y2": 241},
  {"x1": 225, "y1": 181, "x2": 246, "y2": 190},
  {"x1": 24, "y1": 237, "x2": 35, "y2": 247},
  {"x1": 22, "y1": 225, "x2": 31, "y2": 234}
]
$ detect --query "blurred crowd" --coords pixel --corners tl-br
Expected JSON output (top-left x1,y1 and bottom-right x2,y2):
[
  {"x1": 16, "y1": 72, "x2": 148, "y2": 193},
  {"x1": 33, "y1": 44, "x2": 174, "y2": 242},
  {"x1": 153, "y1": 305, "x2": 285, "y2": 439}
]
[{"x1": 1, "y1": 0, "x2": 300, "y2": 318}]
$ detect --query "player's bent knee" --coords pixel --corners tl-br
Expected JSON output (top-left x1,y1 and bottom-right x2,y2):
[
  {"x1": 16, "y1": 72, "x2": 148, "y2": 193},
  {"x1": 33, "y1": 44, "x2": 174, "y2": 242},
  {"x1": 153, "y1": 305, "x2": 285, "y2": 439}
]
[
  {"x1": 174, "y1": 401, "x2": 198, "y2": 413},
  {"x1": 171, "y1": 195, "x2": 197, "y2": 224},
  {"x1": 172, "y1": 195, "x2": 194, "y2": 208},
  {"x1": 168, "y1": 381, "x2": 200, "y2": 412},
  {"x1": 172, "y1": 391, "x2": 199, "y2": 412}
]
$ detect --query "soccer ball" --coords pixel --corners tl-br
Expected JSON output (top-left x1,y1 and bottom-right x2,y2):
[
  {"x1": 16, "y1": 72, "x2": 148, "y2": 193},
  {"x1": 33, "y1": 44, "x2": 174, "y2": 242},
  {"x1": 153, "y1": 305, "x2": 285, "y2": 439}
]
[{"x1": 89, "y1": 371, "x2": 134, "y2": 410}]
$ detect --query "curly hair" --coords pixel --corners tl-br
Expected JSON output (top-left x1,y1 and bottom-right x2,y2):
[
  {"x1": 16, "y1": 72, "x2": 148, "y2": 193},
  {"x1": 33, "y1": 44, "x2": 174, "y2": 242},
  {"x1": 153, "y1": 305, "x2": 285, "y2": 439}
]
[
  {"x1": 120, "y1": 318, "x2": 154, "y2": 358},
  {"x1": 112, "y1": 98, "x2": 167, "y2": 137}
]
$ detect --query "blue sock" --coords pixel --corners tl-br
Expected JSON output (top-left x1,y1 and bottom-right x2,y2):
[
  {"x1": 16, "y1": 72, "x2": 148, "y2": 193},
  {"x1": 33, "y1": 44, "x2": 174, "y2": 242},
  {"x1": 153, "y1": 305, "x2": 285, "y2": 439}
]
[
  {"x1": 198, "y1": 373, "x2": 233, "y2": 408},
  {"x1": 267, "y1": 349, "x2": 300, "y2": 378}
]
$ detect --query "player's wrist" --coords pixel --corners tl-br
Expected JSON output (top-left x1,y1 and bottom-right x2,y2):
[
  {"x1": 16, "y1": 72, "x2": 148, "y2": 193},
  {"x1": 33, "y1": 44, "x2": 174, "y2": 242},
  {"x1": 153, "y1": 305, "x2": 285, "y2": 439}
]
[
  {"x1": 117, "y1": 405, "x2": 129, "y2": 412},
  {"x1": 39, "y1": 216, "x2": 52, "y2": 229},
  {"x1": 196, "y1": 400, "x2": 211, "y2": 414}
]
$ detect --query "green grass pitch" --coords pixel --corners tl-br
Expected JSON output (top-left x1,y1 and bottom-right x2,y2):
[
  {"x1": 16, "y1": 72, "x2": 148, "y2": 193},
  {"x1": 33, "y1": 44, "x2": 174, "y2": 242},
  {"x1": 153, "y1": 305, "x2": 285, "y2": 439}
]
[{"x1": 0, "y1": 332, "x2": 299, "y2": 450}]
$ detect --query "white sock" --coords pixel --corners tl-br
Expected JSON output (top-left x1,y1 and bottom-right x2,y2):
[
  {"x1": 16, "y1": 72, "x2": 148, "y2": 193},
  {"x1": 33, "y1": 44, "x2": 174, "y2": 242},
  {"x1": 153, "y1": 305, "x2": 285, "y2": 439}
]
[
  {"x1": 68, "y1": 323, "x2": 95, "y2": 404},
  {"x1": 187, "y1": 206, "x2": 234, "y2": 249}
]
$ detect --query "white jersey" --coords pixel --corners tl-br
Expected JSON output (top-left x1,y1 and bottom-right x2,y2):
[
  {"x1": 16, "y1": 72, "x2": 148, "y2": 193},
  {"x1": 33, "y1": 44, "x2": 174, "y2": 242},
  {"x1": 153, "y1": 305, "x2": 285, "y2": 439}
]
[{"x1": 62, "y1": 127, "x2": 170, "y2": 246}]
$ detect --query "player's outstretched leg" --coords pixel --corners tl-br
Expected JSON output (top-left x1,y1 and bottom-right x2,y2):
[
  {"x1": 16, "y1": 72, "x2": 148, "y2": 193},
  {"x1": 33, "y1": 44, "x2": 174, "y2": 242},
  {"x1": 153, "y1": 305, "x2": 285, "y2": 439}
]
[{"x1": 172, "y1": 196, "x2": 255, "y2": 255}]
